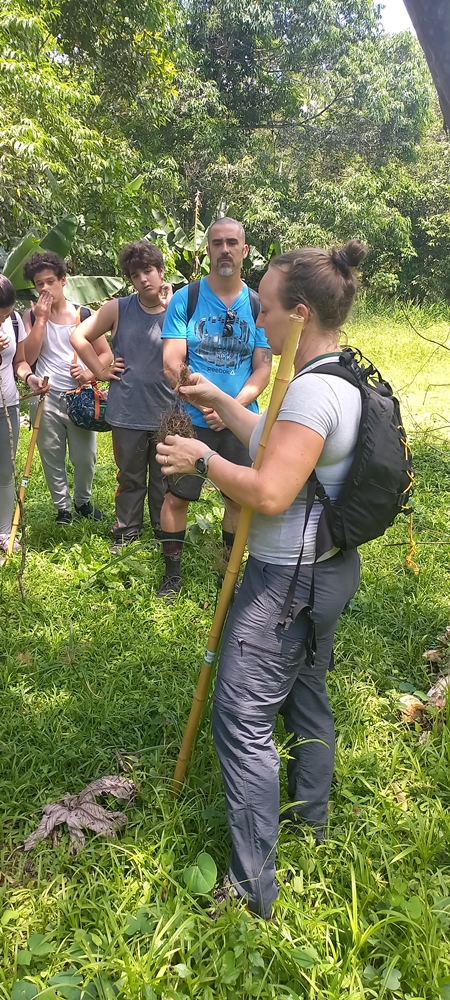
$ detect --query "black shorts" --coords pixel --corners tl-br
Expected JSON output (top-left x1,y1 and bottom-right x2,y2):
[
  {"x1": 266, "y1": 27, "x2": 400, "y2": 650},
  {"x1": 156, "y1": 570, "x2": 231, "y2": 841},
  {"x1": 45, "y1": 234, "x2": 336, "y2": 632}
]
[{"x1": 168, "y1": 425, "x2": 252, "y2": 502}]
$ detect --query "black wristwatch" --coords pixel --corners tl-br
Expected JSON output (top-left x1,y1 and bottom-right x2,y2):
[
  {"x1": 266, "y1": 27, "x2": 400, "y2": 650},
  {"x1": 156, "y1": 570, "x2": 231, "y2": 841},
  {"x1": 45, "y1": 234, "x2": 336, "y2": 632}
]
[{"x1": 195, "y1": 449, "x2": 216, "y2": 477}]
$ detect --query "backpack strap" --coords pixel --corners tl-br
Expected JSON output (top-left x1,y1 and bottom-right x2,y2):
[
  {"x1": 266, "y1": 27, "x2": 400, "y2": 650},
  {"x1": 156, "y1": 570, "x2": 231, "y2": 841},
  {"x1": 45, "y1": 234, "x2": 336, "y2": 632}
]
[
  {"x1": 277, "y1": 476, "x2": 318, "y2": 666},
  {"x1": 248, "y1": 286, "x2": 260, "y2": 323},
  {"x1": 186, "y1": 282, "x2": 200, "y2": 323},
  {"x1": 30, "y1": 302, "x2": 90, "y2": 326},
  {"x1": 277, "y1": 354, "x2": 363, "y2": 662},
  {"x1": 71, "y1": 305, "x2": 91, "y2": 365},
  {"x1": 186, "y1": 280, "x2": 260, "y2": 325},
  {"x1": 11, "y1": 311, "x2": 19, "y2": 346}
]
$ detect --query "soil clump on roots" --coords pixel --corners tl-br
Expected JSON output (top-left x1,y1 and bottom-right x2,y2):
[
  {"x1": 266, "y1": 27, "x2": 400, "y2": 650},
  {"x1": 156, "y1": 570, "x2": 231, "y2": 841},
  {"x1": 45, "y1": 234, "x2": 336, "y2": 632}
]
[{"x1": 155, "y1": 364, "x2": 196, "y2": 442}]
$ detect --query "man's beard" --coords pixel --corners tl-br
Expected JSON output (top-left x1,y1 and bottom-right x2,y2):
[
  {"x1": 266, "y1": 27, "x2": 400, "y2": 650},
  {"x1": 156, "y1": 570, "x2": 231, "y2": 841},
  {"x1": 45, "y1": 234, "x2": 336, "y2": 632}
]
[{"x1": 218, "y1": 262, "x2": 235, "y2": 276}]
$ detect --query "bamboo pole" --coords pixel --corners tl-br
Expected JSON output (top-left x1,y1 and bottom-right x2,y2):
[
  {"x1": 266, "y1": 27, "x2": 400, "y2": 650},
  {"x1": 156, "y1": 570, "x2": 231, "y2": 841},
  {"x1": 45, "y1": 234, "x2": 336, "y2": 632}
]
[
  {"x1": 7, "y1": 377, "x2": 49, "y2": 558},
  {"x1": 171, "y1": 316, "x2": 303, "y2": 795}
]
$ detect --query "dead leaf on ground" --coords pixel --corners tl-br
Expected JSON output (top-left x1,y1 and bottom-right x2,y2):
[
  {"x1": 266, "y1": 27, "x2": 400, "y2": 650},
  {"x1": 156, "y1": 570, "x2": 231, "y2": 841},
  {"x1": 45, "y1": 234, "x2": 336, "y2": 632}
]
[
  {"x1": 391, "y1": 782, "x2": 408, "y2": 810},
  {"x1": 23, "y1": 775, "x2": 136, "y2": 854},
  {"x1": 423, "y1": 649, "x2": 442, "y2": 663},
  {"x1": 427, "y1": 673, "x2": 450, "y2": 706},
  {"x1": 399, "y1": 694, "x2": 428, "y2": 723}
]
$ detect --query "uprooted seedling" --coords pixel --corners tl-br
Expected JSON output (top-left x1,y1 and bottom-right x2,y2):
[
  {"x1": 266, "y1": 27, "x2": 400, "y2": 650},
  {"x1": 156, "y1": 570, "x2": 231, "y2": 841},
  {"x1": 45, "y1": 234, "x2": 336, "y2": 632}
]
[{"x1": 155, "y1": 364, "x2": 196, "y2": 442}]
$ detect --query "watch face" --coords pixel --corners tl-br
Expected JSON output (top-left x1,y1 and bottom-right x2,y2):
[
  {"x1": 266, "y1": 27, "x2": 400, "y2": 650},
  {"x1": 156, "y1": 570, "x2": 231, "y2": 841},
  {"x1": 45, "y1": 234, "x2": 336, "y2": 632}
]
[{"x1": 195, "y1": 456, "x2": 207, "y2": 475}]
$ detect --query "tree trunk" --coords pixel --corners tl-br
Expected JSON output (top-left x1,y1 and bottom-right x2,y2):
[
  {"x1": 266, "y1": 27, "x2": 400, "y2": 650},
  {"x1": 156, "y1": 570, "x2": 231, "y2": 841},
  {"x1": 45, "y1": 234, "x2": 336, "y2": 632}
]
[{"x1": 403, "y1": 0, "x2": 450, "y2": 129}]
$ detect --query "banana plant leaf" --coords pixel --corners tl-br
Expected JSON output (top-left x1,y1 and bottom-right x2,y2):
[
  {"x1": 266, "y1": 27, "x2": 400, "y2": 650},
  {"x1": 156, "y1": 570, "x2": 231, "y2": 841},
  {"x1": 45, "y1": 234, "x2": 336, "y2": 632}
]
[
  {"x1": 65, "y1": 275, "x2": 124, "y2": 305},
  {"x1": 2, "y1": 233, "x2": 42, "y2": 289},
  {"x1": 2, "y1": 215, "x2": 78, "y2": 290},
  {"x1": 126, "y1": 174, "x2": 144, "y2": 193},
  {"x1": 40, "y1": 214, "x2": 78, "y2": 258}
]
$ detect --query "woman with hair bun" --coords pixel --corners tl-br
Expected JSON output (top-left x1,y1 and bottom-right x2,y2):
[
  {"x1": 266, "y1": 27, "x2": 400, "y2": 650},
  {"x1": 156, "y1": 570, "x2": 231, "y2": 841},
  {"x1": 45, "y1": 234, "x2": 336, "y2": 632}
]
[{"x1": 157, "y1": 239, "x2": 367, "y2": 918}]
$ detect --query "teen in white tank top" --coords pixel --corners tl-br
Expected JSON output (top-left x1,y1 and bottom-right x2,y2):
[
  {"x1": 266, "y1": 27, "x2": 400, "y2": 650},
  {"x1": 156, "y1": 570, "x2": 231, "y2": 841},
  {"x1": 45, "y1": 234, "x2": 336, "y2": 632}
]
[{"x1": 35, "y1": 319, "x2": 80, "y2": 393}]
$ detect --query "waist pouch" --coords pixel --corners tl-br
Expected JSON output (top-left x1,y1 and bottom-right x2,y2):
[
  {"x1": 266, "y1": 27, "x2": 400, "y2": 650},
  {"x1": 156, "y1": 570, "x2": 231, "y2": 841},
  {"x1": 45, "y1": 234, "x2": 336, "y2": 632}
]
[{"x1": 65, "y1": 381, "x2": 110, "y2": 432}]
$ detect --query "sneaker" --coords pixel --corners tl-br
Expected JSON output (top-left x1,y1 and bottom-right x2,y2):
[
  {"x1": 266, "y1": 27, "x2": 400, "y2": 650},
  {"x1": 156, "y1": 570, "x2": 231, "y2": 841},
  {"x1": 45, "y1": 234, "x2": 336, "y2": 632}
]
[
  {"x1": 55, "y1": 509, "x2": 73, "y2": 524},
  {"x1": 109, "y1": 536, "x2": 140, "y2": 554},
  {"x1": 207, "y1": 875, "x2": 240, "y2": 919},
  {"x1": 75, "y1": 502, "x2": 105, "y2": 521},
  {"x1": 0, "y1": 533, "x2": 20, "y2": 554},
  {"x1": 155, "y1": 574, "x2": 182, "y2": 602}
]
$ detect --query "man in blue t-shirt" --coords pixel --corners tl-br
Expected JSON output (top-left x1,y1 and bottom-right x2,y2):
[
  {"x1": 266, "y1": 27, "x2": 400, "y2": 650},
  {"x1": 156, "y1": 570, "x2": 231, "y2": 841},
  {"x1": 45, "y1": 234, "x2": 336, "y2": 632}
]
[{"x1": 157, "y1": 217, "x2": 272, "y2": 599}]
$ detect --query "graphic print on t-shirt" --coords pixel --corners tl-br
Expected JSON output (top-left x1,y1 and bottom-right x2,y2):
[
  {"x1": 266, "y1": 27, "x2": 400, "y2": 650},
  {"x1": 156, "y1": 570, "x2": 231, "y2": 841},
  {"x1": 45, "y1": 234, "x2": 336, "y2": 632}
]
[{"x1": 195, "y1": 310, "x2": 252, "y2": 371}]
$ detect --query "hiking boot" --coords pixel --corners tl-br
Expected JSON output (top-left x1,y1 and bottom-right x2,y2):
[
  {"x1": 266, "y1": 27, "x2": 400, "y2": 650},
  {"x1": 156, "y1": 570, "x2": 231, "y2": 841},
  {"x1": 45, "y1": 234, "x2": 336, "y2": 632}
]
[
  {"x1": 0, "y1": 533, "x2": 20, "y2": 554},
  {"x1": 75, "y1": 502, "x2": 105, "y2": 521},
  {"x1": 207, "y1": 876, "x2": 241, "y2": 919},
  {"x1": 156, "y1": 574, "x2": 182, "y2": 602},
  {"x1": 109, "y1": 535, "x2": 140, "y2": 554},
  {"x1": 56, "y1": 509, "x2": 73, "y2": 524}
]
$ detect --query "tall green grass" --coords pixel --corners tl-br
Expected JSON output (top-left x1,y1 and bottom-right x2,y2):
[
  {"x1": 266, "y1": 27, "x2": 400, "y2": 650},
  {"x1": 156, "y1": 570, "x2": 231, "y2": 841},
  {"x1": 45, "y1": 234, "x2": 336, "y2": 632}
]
[{"x1": 0, "y1": 307, "x2": 450, "y2": 999}]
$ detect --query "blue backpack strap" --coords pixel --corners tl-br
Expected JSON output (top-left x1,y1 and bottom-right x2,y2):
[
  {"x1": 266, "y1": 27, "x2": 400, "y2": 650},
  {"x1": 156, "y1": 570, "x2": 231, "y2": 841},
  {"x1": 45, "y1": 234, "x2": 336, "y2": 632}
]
[{"x1": 186, "y1": 281, "x2": 200, "y2": 323}]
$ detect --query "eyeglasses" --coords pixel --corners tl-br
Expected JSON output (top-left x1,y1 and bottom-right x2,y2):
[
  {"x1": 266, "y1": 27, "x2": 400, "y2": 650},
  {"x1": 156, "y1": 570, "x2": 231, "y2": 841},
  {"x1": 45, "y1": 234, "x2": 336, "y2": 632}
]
[{"x1": 223, "y1": 309, "x2": 237, "y2": 337}]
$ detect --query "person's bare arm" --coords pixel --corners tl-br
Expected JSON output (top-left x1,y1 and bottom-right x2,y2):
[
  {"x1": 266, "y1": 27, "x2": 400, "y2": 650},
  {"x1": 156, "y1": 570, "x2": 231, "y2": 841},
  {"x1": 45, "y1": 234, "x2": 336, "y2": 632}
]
[
  {"x1": 234, "y1": 346, "x2": 272, "y2": 407},
  {"x1": 13, "y1": 340, "x2": 49, "y2": 394},
  {"x1": 23, "y1": 291, "x2": 52, "y2": 365},
  {"x1": 157, "y1": 420, "x2": 324, "y2": 515},
  {"x1": 70, "y1": 300, "x2": 122, "y2": 381},
  {"x1": 163, "y1": 338, "x2": 188, "y2": 387}
]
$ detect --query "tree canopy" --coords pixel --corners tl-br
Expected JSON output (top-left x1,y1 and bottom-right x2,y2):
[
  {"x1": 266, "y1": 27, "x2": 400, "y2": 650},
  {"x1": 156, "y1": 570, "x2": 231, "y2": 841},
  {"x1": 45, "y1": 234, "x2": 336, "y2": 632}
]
[{"x1": 1, "y1": 0, "x2": 449, "y2": 300}]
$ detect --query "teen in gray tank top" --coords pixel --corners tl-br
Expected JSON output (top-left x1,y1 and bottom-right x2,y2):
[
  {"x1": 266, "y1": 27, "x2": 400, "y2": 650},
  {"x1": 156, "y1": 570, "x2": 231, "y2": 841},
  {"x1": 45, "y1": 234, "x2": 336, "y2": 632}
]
[
  {"x1": 106, "y1": 294, "x2": 174, "y2": 431},
  {"x1": 69, "y1": 241, "x2": 175, "y2": 547}
]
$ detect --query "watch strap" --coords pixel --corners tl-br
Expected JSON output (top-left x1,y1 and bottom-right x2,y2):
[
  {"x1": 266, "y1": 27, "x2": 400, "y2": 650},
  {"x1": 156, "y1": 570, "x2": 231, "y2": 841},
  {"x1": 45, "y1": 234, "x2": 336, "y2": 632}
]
[{"x1": 198, "y1": 449, "x2": 216, "y2": 475}]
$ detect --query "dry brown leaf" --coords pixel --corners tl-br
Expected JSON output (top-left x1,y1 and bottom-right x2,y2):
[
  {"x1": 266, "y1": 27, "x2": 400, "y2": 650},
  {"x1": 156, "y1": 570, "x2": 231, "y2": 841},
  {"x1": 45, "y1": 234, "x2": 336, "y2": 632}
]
[
  {"x1": 399, "y1": 694, "x2": 427, "y2": 723},
  {"x1": 427, "y1": 674, "x2": 450, "y2": 705},
  {"x1": 23, "y1": 775, "x2": 136, "y2": 854},
  {"x1": 423, "y1": 649, "x2": 442, "y2": 662},
  {"x1": 391, "y1": 782, "x2": 408, "y2": 810}
]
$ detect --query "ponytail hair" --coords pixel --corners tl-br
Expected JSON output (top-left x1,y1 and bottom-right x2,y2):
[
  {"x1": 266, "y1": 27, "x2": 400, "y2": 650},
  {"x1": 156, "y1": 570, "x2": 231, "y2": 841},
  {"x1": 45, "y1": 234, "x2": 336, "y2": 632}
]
[{"x1": 269, "y1": 238, "x2": 368, "y2": 329}]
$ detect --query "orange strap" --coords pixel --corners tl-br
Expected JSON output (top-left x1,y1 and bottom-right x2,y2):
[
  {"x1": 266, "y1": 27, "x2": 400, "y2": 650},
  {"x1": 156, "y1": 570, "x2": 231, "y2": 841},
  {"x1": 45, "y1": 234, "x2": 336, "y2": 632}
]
[{"x1": 72, "y1": 306, "x2": 82, "y2": 366}]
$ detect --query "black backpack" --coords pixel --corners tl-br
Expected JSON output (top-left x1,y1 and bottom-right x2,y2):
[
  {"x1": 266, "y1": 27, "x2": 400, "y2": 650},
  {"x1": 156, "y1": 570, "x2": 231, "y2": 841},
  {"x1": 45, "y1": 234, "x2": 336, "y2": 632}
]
[
  {"x1": 309, "y1": 348, "x2": 413, "y2": 554},
  {"x1": 186, "y1": 280, "x2": 260, "y2": 323},
  {"x1": 278, "y1": 349, "x2": 414, "y2": 661}
]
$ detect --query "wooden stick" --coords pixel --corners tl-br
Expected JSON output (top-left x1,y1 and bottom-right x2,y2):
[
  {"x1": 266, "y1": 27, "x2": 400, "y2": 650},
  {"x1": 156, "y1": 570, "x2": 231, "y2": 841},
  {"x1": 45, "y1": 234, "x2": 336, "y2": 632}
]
[
  {"x1": 7, "y1": 377, "x2": 49, "y2": 558},
  {"x1": 171, "y1": 317, "x2": 303, "y2": 795}
]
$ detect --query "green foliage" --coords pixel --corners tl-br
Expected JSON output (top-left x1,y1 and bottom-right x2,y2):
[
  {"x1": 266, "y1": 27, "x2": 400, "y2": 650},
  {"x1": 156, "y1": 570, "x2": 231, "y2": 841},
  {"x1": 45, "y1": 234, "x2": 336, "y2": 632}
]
[
  {"x1": 0, "y1": 0, "x2": 177, "y2": 274},
  {"x1": 147, "y1": 208, "x2": 210, "y2": 284},
  {"x1": 1, "y1": 214, "x2": 125, "y2": 304},
  {"x1": 183, "y1": 851, "x2": 217, "y2": 893},
  {"x1": 0, "y1": 0, "x2": 449, "y2": 299}
]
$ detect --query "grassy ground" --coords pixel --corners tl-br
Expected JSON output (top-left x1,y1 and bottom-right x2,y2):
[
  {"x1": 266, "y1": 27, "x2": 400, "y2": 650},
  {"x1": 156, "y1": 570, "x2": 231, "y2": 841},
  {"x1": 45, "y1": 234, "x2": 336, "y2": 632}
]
[{"x1": 1, "y1": 306, "x2": 450, "y2": 1000}]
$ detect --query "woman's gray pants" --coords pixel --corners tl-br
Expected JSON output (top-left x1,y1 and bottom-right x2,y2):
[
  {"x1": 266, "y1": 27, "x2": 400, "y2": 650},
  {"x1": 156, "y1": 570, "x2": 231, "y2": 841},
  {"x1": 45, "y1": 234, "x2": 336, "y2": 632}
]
[
  {"x1": 212, "y1": 551, "x2": 360, "y2": 918},
  {"x1": 0, "y1": 405, "x2": 19, "y2": 535}
]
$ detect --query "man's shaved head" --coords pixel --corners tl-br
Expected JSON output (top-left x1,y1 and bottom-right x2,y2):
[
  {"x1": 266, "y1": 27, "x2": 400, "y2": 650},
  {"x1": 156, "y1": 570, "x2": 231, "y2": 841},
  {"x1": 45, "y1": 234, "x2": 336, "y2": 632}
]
[{"x1": 207, "y1": 217, "x2": 246, "y2": 242}]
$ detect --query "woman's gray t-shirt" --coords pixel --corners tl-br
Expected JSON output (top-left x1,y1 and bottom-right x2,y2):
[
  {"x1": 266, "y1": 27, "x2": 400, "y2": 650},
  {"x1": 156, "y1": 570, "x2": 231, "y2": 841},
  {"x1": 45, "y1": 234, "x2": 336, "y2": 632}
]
[
  {"x1": 106, "y1": 295, "x2": 175, "y2": 431},
  {"x1": 247, "y1": 355, "x2": 362, "y2": 566}
]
